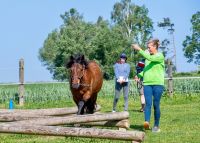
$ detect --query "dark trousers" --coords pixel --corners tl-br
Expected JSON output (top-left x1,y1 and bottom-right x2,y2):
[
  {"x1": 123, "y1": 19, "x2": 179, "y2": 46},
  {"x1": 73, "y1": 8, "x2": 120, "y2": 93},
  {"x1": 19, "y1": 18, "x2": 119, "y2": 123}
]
[{"x1": 113, "y1": 82, "x2": 129, "y2": 111}]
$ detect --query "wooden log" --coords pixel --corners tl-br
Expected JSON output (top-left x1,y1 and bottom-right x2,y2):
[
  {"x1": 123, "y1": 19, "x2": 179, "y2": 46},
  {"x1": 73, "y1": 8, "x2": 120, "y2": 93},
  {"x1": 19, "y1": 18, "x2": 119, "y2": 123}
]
[
  {"x1": 0, "y1": 107, "x2": 78, "y2": 115},
  {"x1": 0, "y1": 105, "x2": 101, "y2": 116},
  {"x1": 0, "y1": 124, "x2": 145, "y2": 142},
  {"x1": 78, "y1": 119, "x2": 130, "y2": 129},
  {"x1": 0, "y1": 108, "x2": 77, "y2": 116},
  {"x1": 0, "y1": 105, "x2": 101, "y2": 121},
  {"x1": 3, "y1": 111, "x2": 129, "y2": 126},
  {"x1": 0, "y1": 114, "x2": 52, "y2": 122}
]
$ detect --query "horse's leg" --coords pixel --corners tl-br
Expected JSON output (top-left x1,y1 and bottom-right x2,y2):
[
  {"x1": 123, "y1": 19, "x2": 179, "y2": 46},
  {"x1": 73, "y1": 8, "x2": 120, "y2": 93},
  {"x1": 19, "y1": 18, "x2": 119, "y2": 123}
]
[
  {"x1": 86, "y1": 100, "x2": 93, "y2": 114},
  {"x1": 91, "y1": 93, "x2": 97, "y2": 112},
  {"x1": 86, "y1": 93, "x2": 97, "y2": 114},
  {"x1": 77, "y1": 100, "x2": 85, "y2": 115}
]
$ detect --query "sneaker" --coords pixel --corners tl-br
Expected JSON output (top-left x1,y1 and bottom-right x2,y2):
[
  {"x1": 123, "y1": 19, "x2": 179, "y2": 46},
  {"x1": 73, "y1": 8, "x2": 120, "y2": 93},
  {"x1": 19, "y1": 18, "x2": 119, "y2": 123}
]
[
  {"x1": 152, "y1": 126, "x2": 160, "y2": 133},
  {"x1": 112, "y1": 110, "x2": 116, "y2": 113},
  {"x1": 143, "y1": 121, "x2": 150, "y2": 130},
  {"x1": 140, "y1": 104, "x2": 145, "y2": 112},
  {"x1": 139, "y1": 107, "x2": 144, "y2": 112}
]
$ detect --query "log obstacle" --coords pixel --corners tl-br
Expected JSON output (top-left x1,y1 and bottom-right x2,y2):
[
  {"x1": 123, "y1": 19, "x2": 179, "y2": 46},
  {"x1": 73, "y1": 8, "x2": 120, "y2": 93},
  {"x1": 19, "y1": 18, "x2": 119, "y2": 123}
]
[
  {"x1": 0, "y1": 105, "x2": 101, "y2": 121},
  {"x1": 2, "y1": 111, "x2": 129, "y2": 126},
  {"x1": 78, "y1": 119, "x2": 130, "y2": 129},
  {"x1": 0, "y1": 105, "x2": 101, "y2": 116},
  {"x1": 0, "y1": 124, "x2": 145, "y2": 142},
  {"x1": 0, "y1": 107, "x2": 145, "y2": 142}
]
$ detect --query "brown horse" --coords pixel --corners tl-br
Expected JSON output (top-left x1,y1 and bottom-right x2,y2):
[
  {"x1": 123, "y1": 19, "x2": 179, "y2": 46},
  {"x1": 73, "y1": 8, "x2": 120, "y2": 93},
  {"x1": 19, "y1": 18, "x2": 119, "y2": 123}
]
[{"x1": 66, "y1": 54, "x2": 103, "y2": 115}]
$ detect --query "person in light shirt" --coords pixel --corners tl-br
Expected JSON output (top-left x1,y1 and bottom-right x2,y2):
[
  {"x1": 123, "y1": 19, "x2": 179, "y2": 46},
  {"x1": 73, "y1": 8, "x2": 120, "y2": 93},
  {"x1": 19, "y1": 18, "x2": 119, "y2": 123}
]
[{"x1": 112, "y1": 53, "x2": 130, "y2": 112}]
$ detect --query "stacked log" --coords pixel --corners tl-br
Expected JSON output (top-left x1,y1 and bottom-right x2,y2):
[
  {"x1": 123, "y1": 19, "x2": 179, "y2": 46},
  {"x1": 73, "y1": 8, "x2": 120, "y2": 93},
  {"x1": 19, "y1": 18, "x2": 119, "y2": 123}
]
[{"x1": 0, "y1": 124, "x2": 145, "y2": 142}]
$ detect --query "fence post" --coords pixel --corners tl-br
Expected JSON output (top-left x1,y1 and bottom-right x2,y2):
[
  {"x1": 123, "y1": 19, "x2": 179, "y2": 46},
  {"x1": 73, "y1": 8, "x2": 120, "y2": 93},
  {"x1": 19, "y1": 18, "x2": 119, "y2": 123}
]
[
  {"x1": 167, "y1": 59, "x2": 173, "y2": 97},
  {"x1": 19, "y1": 58, "x2": 25, "y2": 106}
]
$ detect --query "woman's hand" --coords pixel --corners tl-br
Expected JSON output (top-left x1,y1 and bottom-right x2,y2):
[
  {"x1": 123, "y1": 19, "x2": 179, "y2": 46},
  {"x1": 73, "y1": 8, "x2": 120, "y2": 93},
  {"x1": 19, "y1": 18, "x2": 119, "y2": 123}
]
[
  {"x1": 134, "y1": 75, "x2": 140, "y2": 82},
  {"x1": 131, "y1": 44, "x2": 141, "y2": 51}
]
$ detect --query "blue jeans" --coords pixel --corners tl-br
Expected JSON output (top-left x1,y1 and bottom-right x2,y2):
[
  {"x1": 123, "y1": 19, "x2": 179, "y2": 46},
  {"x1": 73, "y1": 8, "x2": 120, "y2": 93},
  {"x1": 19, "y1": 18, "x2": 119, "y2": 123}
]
[{"x1": 144, "y1": 85, "x2": 164, "y2": 127}]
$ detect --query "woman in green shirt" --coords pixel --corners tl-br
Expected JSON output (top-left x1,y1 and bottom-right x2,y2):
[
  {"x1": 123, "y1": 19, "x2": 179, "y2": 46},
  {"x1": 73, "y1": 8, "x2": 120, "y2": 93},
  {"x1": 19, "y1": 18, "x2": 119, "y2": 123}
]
[{"x1": 132, "y1": 39, "x2": 165, "y2": 133}]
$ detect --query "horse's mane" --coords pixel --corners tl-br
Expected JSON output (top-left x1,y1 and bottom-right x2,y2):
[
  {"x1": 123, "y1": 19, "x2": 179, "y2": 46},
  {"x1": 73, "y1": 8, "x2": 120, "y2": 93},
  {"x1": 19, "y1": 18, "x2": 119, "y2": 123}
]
[{"x1": 66, "y1": 54, "x2": 89, "y2": 68}]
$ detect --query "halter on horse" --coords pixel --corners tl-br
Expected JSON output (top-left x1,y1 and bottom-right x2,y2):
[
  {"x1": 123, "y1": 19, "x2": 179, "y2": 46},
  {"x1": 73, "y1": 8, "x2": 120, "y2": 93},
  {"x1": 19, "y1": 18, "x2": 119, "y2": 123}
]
[{"x1": 69, "y1": 63, "x2": 90, "y2": 89}]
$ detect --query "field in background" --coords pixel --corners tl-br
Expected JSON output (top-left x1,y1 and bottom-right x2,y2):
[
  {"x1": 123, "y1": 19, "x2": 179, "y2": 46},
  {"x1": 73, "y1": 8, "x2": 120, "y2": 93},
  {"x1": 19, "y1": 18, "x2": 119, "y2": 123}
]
[{"x1": 0, "y1": 78, "x2": 199, "y2": 105}]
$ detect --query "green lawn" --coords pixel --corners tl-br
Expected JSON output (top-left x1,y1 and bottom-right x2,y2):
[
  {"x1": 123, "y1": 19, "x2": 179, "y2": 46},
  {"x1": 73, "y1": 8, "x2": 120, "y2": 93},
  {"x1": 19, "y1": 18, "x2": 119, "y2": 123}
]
[{"x1": 0, "y1": 94, "x2": 200, "y2": 143}]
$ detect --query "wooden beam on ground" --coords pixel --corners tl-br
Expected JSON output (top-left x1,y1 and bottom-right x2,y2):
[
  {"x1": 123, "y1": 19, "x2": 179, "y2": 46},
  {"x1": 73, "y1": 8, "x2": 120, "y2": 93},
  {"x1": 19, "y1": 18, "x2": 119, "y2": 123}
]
[
  {"x1": 2, "y1": 111, "x2": 129, "y2": 126},
  {"x1": 0, "y1": 105, "x2": 101, "y2": 116},
  {"x1": 0, "y1": 124, "x2": 145, "y2": 142},
  {"x1": 0, "y1": 115, "x2": 52, "y2": 122},
  {"x1": 78, "y1": 119, "x2": 130, "y2": 129},
  {"x1": 0, "y1": 105, "x2": 101, "y2": 121}
]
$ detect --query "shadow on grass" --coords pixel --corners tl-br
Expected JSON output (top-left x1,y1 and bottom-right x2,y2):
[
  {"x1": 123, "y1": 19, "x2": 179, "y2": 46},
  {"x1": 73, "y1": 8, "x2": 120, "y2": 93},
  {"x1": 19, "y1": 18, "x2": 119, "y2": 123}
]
[
  {"x1": 131, "y1": 109, "x2": 142, "y2": 112},
  {"x1": 130, "y1": 124, "x2": 144, "y2": 131}
]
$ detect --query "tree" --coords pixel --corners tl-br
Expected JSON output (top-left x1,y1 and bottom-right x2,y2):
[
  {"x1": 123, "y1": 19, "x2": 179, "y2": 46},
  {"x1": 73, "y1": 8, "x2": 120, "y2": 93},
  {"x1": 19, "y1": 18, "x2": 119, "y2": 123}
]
[
  {"x1": 111, "y1": 0, "x2": 153, "y2": 66},
  {"x1": 39, "y1": 8, "x2": 97, "y2": 80},
  {"x1": 159, "y1": 39, "x2": 170, "y2": 57},
  {"x1": 84, "y1": 16, "x2": 128, "y2": 79},
  {"x1": 183, "y1": 11, "x2": 200, "y2": 65}
]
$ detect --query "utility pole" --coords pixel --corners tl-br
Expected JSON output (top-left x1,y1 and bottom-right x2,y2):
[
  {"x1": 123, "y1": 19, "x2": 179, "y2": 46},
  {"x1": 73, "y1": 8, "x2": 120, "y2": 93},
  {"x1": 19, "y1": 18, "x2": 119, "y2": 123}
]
[
  {"x1": 168, "y1": 24, "x2": 177, "y2": 72},
  {"x1": 158, "y1": 18, "x2": 177, "y2": 72}
]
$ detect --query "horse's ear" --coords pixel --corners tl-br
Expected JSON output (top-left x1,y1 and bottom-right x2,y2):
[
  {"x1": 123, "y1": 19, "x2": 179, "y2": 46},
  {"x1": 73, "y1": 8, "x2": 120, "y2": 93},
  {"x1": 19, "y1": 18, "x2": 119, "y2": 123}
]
[
  {"x1": 66, "y1": 55, "x2": 74, "y2": 68},
  {"x1": 80, "y1": 54, "x2": 85, "y2": 61},
  {"x1": 78, "y1": 54, "x2": 88, "y2": 68}
]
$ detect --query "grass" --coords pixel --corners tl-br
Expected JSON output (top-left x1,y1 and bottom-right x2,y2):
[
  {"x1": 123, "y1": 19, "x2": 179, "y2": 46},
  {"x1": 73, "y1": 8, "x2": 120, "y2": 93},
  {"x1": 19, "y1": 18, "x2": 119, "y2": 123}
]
[{"x1": 0, "y1": 94, "x2": 200, "y2": 143}]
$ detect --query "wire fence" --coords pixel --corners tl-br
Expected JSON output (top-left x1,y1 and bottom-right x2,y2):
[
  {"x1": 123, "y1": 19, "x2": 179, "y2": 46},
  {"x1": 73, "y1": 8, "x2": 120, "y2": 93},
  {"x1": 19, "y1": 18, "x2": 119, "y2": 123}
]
[{"x1": 0, "y1": 77, "x2": 199, "y2": 104}]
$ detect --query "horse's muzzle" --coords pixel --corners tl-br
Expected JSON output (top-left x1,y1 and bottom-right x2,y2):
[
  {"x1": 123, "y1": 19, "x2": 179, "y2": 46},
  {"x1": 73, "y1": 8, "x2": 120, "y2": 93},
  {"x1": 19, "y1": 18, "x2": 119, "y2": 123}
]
[{"x1": 72, "y1": 83, "x2": 80, "y2": 89}]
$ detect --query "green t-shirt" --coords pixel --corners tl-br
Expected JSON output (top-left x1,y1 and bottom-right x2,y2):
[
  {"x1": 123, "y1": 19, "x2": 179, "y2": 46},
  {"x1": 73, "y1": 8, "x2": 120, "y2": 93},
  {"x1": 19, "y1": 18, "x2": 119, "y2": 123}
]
[{"x1": 138, "y1": 50, "x2": 165, "y2": 85}]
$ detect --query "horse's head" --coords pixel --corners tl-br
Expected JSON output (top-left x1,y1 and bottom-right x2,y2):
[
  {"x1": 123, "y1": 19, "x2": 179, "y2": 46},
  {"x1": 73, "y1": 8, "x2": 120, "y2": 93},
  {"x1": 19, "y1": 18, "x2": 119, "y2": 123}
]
[{"x1": 66, "y1": 54, "x2": 88, "y2": 89}]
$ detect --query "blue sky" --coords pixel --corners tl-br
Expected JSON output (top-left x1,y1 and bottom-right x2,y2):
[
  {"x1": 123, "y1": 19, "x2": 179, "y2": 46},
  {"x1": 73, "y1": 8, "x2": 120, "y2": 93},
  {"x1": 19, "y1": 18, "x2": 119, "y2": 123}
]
[{"x1": 0, "y1": 0, "x2": 199, "y2": 83}]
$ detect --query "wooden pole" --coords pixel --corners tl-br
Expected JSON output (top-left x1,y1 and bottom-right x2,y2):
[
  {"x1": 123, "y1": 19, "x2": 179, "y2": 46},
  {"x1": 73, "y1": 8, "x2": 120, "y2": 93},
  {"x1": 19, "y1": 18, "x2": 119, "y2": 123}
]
[
  {"x1": 0, "y1": 114, "x2": 52, "y2": 122},
  {"x1": 0, "y1": 106, "x2": 101, "y2": 122},
  {"x1": 167, "y1": 59, "x2": 173, "y2": 97},
  {"x1": 0, "y1": 124, "x2": 145, "y2": 142},
  {"x1": 4, "y1": 111, "x2": 129, "y2": 126},
  {"x1": 0, "y1": 105, "x2": 101, "y2": 116},
  {"x1": 19, "y1": 58, "x2": 25, "y2": 106},
  {"x1": 77, "y1": 119, "x2": 130, "y2": 129}
]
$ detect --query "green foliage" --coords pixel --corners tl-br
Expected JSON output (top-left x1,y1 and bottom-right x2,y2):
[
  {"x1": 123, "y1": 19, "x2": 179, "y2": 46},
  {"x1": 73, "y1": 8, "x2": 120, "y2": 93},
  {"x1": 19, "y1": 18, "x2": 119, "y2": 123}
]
[
  {"x1": 173, "y1": 71, "x2": 200, "y2": 77},
  {"x1": 39, "y1": 9, "x2": 97, "y2": 80},
  {"x1": 39, "y1": 0, "x2": 154, "y2": 80},
  {"x1": 183, "y1": 11, "x2": 200, "y2": 65}
]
